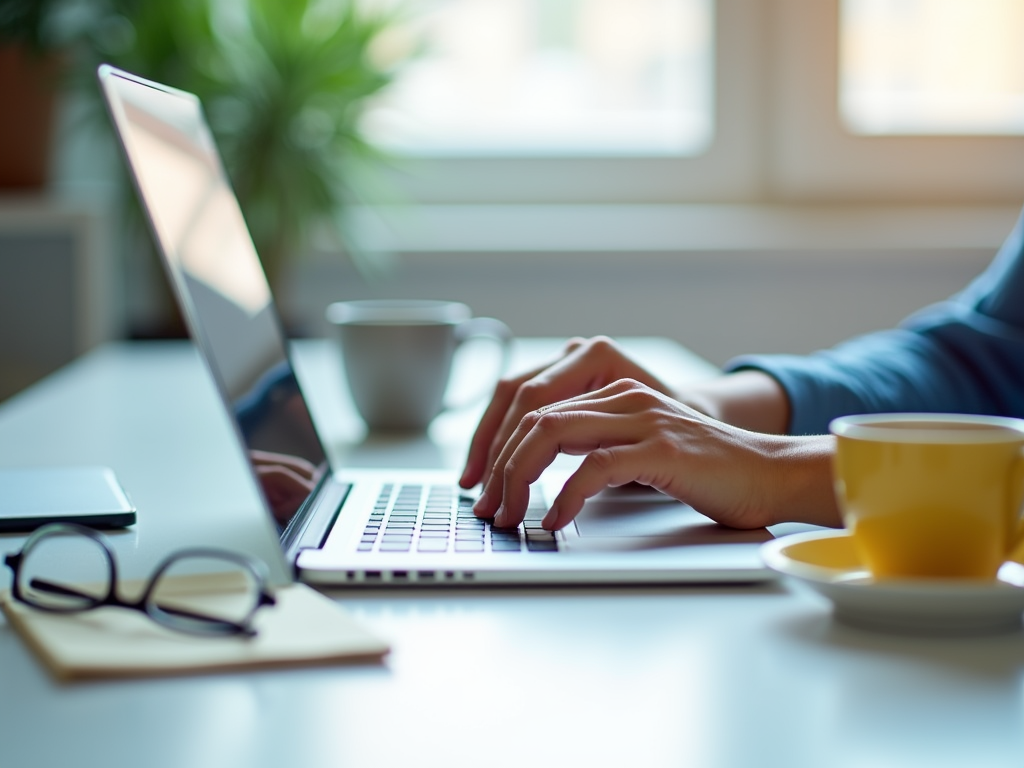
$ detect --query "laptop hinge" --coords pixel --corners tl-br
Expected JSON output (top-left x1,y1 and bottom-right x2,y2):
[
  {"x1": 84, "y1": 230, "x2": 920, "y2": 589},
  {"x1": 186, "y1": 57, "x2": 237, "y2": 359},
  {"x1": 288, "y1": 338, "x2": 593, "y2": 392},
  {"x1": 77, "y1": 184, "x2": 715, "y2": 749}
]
[{"x1": 280, "y1": 479, "x2": 351, "y2": 564}]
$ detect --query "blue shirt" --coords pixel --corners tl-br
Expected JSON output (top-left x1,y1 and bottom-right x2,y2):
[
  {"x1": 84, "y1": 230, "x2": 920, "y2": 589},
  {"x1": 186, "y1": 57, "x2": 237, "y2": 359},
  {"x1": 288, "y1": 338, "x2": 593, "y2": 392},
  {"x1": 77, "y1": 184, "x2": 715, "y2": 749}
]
[{"x1": 726, "y1": 207, "x2": 1024, "y2": 435}]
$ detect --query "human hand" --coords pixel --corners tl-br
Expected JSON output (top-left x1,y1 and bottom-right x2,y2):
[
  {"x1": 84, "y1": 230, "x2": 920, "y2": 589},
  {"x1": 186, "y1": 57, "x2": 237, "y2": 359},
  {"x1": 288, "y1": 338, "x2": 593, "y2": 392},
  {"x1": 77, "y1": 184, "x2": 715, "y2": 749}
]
[
  {"x1": 250, "y1": 450, "x2": 324, "y2": 524},
  {"x1": 459, "y1": 336, "x2": 673, "y2": 490},
  {"x1": 470, "y1": 378, "x2": 837, "y2": 531}
]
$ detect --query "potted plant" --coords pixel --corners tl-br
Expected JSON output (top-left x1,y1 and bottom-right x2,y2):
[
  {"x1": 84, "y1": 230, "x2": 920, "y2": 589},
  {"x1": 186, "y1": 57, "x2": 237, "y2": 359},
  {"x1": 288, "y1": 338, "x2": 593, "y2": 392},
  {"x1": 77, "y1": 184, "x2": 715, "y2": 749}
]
[
  {"x1": 0, "y1": 0, "x2": 66, "y2": 188},
  {"x1": 80, "y1": 0, "x2": 405, "y2": 294}
]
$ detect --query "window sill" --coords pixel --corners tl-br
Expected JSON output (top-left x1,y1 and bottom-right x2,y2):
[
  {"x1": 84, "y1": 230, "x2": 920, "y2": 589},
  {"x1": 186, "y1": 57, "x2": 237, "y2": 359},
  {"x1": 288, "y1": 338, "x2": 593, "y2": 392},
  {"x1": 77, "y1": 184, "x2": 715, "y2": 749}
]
[{"x1": 347, "y1": 203, "x2": 1022, "y2": 258}]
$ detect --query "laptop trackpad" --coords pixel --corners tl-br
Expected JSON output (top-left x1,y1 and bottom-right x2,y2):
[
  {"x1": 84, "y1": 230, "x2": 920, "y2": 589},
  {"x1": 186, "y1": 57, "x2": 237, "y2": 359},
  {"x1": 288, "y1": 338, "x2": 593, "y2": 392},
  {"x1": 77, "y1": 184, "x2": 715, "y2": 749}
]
[{"x1": 569, "y1": 488, "x2": 772, "y2": 550}]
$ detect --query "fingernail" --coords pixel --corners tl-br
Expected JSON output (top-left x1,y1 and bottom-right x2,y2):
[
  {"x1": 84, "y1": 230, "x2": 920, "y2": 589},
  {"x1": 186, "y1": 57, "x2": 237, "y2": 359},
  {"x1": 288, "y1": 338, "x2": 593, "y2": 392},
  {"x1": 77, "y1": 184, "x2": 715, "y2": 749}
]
[
  {"x1": 541, "y1": 507, "x2": 557, "y2": 530},
  {"x1": 493, "y1": 505, "x2": 505, "y2": 526},
  {"x1": 473, "y1": 491, "x2": 489, "y2": 513}
]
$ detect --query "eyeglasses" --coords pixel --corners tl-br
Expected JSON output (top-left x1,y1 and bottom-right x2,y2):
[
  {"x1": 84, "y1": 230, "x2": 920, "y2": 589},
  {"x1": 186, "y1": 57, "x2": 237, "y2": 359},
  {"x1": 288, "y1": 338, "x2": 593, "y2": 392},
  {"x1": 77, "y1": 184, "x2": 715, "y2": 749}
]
[{"x1": 3, "y1": 523, "x2": 276, "y2": 638}]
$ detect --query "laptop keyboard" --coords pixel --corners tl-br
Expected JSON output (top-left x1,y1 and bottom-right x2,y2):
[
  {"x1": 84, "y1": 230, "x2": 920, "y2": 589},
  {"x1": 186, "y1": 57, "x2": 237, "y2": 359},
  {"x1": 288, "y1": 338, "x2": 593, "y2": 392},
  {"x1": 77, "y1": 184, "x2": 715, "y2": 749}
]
[{"x1": 357, "y1": 484, "x2": 559, "y2": 554}]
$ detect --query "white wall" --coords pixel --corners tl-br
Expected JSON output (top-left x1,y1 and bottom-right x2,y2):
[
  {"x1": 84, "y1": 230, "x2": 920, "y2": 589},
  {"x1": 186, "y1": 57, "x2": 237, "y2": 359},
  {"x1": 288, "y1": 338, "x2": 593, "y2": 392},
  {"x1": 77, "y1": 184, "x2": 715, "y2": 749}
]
[{"x1": 281, "y1": 204, "x2": 1013, "y2": 368}]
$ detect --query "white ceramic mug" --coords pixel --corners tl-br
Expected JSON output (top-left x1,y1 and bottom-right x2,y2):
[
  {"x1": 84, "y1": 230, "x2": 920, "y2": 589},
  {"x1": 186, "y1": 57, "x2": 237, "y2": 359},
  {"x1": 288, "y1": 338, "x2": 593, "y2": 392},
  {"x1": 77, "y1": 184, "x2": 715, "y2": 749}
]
[{"x1": 326, "y1": 300, "x2": 512, "y2": 432}]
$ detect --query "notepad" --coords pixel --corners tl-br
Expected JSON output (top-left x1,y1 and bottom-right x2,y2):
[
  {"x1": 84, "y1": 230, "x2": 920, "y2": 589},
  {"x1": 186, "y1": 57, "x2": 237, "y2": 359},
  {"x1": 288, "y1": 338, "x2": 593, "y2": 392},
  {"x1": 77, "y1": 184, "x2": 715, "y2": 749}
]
[{"x1": 0, "y1": 580, "x2": 388, "y2": 682}]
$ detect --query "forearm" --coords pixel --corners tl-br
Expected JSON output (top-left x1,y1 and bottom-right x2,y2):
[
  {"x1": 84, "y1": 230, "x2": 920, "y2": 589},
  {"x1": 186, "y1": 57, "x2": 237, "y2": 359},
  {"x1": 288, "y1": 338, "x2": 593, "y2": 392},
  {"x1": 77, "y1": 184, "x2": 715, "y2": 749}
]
[
  {"x1": 676, "y1": 370, "x2": 791, "y2": 435},
  {"x1": 725, "y1": 316, "x2": 1024, "y2": 435}
]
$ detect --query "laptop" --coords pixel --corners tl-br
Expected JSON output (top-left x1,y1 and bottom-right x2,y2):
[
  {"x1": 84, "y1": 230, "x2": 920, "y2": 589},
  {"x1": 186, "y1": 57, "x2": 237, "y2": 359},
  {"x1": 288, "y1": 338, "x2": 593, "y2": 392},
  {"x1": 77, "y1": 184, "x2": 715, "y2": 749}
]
[{"x1": 98, "y1": 64, "x2": 773, "y2": 586}]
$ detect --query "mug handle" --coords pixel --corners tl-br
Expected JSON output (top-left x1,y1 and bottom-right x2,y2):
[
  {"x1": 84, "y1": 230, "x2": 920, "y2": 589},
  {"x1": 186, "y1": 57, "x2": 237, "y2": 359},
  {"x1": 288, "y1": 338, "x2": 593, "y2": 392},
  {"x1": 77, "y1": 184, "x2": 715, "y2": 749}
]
[{"x1": 442, "y1": 316, "x2": 513, "y2": 412}]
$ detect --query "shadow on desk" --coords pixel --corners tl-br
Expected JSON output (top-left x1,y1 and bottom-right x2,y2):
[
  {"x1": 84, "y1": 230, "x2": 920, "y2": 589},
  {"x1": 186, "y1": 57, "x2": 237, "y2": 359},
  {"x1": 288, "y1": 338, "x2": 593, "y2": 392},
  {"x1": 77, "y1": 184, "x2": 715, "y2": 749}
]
[
  {"x1": 321, "y1": 581, "x2": 791, "y2": 602},
  {"x1": 772, "y1": 611, "x2": 1024, "y2": 681}
]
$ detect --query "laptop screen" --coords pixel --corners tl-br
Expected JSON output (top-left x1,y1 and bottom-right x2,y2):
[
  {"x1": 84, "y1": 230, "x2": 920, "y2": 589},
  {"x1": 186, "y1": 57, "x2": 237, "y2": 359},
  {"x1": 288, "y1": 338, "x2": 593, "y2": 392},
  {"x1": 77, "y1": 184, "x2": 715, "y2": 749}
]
[{"x1": 100, "y1": 66, "x2": 330, "y2": 530}]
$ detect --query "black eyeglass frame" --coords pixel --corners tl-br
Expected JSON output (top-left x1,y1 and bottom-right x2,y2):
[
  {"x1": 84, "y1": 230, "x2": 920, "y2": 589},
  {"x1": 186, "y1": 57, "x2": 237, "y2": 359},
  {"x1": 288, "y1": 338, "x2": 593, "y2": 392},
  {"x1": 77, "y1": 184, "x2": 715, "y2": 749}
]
[{"x1": 4, "y1": 522, "x2": 276, "y2": 638}]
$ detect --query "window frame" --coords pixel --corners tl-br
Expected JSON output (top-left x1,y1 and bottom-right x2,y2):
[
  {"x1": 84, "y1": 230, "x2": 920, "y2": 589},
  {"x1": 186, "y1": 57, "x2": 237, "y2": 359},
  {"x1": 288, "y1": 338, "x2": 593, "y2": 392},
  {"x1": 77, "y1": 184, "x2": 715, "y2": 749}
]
[
  {"x1": 371, "y1": 0, "x2": 1024, "y2": 206},
  {"x1": 374, "y1": 0, "x2": 767, "y2": 204},
  {"x1": 769, "y1": 0, "x2": 1024, "y2": 203}
]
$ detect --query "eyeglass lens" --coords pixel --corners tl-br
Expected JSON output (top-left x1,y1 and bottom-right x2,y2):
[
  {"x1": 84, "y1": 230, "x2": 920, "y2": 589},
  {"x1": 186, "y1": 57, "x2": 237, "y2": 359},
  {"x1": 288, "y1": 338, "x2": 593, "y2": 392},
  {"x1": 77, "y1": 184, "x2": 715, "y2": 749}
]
[
  {"x1": 146, "y1": 554, "x2": 264, "y2": 635},
  {"x1": 13, "y1": 526, "x2": 269, "y2": 636},
  {"x1": 17, "y1": 528, "x2": 113, "y2": 611}
]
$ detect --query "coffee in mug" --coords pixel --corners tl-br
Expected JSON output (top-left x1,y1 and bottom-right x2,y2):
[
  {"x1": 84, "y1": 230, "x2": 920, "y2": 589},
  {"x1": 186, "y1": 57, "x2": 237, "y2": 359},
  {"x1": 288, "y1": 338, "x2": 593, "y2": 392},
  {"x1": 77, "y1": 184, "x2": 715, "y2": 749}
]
[
  {"x1": 830, "y1": 413, "x2": 1024, "y2": 580},
  {"x1": 326, "y1": 300, "x2": 512, "y2": 432}
]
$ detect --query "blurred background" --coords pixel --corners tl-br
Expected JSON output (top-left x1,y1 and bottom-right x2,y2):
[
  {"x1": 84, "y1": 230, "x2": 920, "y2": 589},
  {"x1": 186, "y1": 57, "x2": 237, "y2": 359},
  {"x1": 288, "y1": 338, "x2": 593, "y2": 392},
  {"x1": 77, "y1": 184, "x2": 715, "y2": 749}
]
[{"x1": 2, "y1": 0, "x2": 1024, "y2": 401}]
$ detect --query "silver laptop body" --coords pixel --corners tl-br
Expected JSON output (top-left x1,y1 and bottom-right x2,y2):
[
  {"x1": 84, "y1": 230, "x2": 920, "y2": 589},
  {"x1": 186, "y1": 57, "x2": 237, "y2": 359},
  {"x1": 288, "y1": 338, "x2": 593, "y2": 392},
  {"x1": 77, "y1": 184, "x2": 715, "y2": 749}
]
[{"x1": 99, "y1": 64, "x2": 772, "y2": 586}]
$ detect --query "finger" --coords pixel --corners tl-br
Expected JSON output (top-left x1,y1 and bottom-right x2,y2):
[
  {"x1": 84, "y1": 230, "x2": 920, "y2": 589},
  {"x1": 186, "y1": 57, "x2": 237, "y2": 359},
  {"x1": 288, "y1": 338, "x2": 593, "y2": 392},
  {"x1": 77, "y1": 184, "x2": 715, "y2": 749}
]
[
  {"x1": 490, "y1": 409, "x2": 651, "y2": 527},
  {"x1": 563, "y1": 336, "x2": 587, "y2": 353},
  {"x1": 475, "y1": 379, "x2": 656, "y2": 519},
  {"x1": 255, "y1": 465, "x2": 318, "y2": 523},
  {"x1": 462, "y1": 337, "x2": 593, "y2": 487},
  {"x1": 460, "y1": 375, "x2": 529, "y2": 489},
  {"x1": 476, "y1": 344, "x2": 628, "y2": 493},
  {"x1": 543, "y1": 445, "x2": 652, "y2": 530},
  {"x1": 460, "y1": 353, "x2": 577, "y2": 488},
  {"x1": 250, "y1": 450, "x2": 318, "y2": 480},
  {"x1": 479, "y1": 338, "x2": 674, "y2": 485},
  {"x1": 255, "y1": 464, "x2": 317, "y2": 494}
]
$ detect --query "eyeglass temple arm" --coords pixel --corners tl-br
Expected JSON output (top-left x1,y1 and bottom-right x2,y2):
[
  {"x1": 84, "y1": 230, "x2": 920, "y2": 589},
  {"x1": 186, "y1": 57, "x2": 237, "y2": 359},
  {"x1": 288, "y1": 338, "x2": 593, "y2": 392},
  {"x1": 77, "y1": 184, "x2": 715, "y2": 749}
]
[
  {"x1": 155, "y1": 603, "x2": 258, "y2": 635},
  {"x1": 28, "y1": 577, "x2": 93, "y2": 600},
  {"x1": 30, "y1": 578, "x2": 254, "y2": 634}
]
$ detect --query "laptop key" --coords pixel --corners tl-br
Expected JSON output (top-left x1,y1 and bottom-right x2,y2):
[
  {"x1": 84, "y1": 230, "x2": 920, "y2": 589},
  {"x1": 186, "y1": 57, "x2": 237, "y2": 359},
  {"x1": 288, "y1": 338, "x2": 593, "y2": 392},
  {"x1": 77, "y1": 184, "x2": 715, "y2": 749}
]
[
  {"x1": 455, "y1": 542, "x2": 485, "y2": 552},
  {"x1": 491, "y1": 542, "x2": 523, "y2": 552},
  {"x1": 417, "y1": 540, "x2": 449, "y2": 552},
  {"x1": 526, "y1": 540, "x2": 558, "y2": 552}
]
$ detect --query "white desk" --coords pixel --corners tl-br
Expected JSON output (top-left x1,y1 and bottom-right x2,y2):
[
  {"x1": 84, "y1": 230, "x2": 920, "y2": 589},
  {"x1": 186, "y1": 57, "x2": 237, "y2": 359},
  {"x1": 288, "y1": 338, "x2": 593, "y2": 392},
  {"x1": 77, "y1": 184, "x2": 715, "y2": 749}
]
[{"x1": 1, "y1": 339, "x2": 1023, "y2": 768}]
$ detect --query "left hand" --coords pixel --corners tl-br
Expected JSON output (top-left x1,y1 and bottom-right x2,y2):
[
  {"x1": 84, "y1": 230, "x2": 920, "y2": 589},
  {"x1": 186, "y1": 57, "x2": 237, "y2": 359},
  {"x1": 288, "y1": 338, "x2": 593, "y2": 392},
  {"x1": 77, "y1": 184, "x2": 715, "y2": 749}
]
[{"x1": 473, "y1": 378, "x2": 790, "y2": 531}]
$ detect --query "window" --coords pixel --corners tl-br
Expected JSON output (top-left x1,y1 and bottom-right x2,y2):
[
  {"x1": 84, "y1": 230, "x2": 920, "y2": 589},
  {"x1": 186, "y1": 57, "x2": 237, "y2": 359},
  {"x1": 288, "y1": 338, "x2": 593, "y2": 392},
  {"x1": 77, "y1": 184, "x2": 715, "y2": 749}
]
[
  {"x1": 364, "y1": 0, "x2": 714, "y2": 157},
  {"x1": 841, "y1": 0, "x2": 1024, "y2": 136},
  {"x1": 775, "y1": 0, "x2": 1024, "y2": 202},
  {"x1": 363, "y1": 0, "x2": 1024, "y2": 205}
]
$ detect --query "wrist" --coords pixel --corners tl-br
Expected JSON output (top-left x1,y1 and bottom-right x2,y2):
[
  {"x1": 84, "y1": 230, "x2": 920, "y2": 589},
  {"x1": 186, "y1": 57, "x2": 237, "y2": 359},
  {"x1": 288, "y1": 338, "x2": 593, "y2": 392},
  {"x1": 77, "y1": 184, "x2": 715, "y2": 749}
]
[
  {"x1": 760, "y1": 434, "x2": 841, "y2": 527},
  {"x1": 679, "y1": 370, "x2": 791, "y2": 434}
]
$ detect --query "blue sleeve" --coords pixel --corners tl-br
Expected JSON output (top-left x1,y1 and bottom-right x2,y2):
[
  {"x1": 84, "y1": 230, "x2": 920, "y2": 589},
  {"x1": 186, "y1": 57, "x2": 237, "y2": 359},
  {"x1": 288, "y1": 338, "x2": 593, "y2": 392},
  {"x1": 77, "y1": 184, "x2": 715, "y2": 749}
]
[{"x1": 725, "y1": 207, "x2": 1024, "y2": 435}]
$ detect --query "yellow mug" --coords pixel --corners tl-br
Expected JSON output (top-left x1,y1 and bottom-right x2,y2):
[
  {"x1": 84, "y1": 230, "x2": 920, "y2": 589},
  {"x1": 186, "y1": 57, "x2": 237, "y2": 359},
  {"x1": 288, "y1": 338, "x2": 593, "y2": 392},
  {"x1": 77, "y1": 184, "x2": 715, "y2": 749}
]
[{"x1": 830, "y1": 413, "x2": 1024, "y2": 580}]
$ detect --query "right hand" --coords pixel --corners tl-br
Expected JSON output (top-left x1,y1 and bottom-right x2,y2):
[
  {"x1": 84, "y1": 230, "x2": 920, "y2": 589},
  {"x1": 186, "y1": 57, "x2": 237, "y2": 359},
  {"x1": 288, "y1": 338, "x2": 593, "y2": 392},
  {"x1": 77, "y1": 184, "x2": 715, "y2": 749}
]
[
  {"x1": 472, "y1": 378, "x2": 790, "y2": 531},
  {"x1": 458, "y1": 336, "x2": 674, "y2": 490}
]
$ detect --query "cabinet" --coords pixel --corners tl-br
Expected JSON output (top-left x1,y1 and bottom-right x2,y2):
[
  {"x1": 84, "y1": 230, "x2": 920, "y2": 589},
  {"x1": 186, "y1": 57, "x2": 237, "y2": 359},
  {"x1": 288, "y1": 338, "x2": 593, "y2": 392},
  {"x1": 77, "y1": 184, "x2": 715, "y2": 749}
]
[{"x1": 0, "y1": 197, "x2": 121, "y2": 401}]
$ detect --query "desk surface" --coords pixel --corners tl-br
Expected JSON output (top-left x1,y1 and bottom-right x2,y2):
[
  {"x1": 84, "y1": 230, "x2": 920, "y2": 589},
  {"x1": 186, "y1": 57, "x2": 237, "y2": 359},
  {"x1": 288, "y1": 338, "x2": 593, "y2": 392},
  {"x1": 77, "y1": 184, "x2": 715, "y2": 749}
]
[{"x1": 2, "y1": 339, "x2": 1023, "y2": 768}]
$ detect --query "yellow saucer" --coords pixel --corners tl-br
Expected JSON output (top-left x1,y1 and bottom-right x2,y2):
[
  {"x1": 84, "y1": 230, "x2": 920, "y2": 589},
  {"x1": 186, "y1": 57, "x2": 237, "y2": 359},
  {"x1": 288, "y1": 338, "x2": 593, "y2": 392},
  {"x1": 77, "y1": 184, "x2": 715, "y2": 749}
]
[{"x1": 761, "y1": 530, "x2": 1024, "y2": 635}]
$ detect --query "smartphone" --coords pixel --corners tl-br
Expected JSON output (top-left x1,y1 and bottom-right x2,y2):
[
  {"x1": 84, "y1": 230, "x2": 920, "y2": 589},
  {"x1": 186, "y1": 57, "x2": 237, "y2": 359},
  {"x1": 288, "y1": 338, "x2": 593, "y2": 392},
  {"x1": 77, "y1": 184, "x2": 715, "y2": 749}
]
[{"x1": 0, "y1": 466, "x2": 137, "y2": 533}]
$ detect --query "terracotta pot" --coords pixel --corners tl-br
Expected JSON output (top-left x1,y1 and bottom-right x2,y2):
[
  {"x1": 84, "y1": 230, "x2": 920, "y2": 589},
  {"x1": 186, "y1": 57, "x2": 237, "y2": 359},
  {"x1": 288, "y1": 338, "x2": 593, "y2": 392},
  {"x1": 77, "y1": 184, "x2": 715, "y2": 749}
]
[{"x1": 0, "y1": 45, "x2": 61, "y2": 189}]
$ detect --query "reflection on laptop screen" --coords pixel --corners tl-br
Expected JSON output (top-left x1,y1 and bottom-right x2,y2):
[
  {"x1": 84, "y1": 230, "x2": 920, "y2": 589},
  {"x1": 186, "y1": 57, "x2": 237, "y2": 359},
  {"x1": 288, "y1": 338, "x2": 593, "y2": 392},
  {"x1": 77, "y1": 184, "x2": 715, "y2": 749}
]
[{"x1": 102, "y1": 68, "x2": 329, "y2": 528}]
